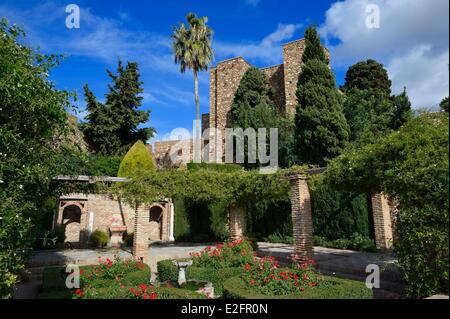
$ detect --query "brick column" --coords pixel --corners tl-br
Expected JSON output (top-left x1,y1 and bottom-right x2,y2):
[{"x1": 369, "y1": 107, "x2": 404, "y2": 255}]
[
  {"x1": 133, "y1": 203, "x2": 149, "y2": 263},
  {"x1": 229, "y1": 204, "x2": 246, "y2": 241},
  {"x1": 371, "y1": 192, "x2": 394, "y2": 250},
  {"x1": 288, "y1": 174, "x2": 313, "y2": 263}
]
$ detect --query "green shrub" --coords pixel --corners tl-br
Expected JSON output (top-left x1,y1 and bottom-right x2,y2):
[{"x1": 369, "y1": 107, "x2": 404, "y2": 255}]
[
  {"x1": 156, "y1": 259, "x2": 241, "y2": 297},
  {"x1": 190, "y1": 239, "x2": 254, "y2": 269},
  {"x1": 313, "y1": 233, "x2": 376, "y2": 252},
  {"x1": 91, "y1": 230, "x2": 109, "y2": 248},
  {"x1": 326, "y1": 112, "x2": 449, "y2": 297},
  {"x1": 223, "y1": 275, "x2": 373, "y2": 299},
  {"x1": 310, "y1": 176, "x2": 370, "y2": 241},
  {"x1": 157, "y1": 259, "x2": 178, "y2": 282},
  {"x1": 117, "y1": 140, "x2": 155, "y2": 177},
  {"x1": 187, "y1": 162, "x2": 243, "y2": 173}
]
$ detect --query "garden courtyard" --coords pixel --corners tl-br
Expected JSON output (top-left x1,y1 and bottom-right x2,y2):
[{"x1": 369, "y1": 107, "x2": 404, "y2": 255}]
[{"x1": 15, "y1": 241, "x2": 404, "y2": 299}]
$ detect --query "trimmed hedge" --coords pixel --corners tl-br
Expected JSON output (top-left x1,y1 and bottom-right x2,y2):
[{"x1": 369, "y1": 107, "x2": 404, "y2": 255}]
[
  {"x1": 223, "y1": 275, "x2": 373, "y2": 299},
  {"x1": 187, "y1": 162, "x2": 243, "y2": 173},
  {"x1": 157, "y1": 259, "x2": 241, "y2": 296}
]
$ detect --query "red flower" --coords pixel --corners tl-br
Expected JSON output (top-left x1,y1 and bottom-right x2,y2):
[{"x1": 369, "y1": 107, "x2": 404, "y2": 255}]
[
  {"x1": 150, "y1": 292, "x2": 157, "y2": 300},
  {"x1": 75, "y1": 289, "x2": 84, "y2": 297},
  {"x1": 139, "y1": 283, "x2": 148, "y2": 292},
  {"x1": 300, "y1": 287, "x2": 305, "y2": 292},
  {"x1": 245, "y1": 263, "x2": 251, "y2": 271},
  {"x1": 309, "y1": 282, "x2": 318, "y2": 287},
  {"x1": 303, "y1": 274, "x2": 309, "y2": 281}
]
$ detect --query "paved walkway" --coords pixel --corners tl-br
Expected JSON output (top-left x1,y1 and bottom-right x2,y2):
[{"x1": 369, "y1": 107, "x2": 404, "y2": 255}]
[
  {"x1": 257, "y1": 243, "x2": 404, "y2": 296},
  {"x1": 18, "y1": 242, "x2": 405, "y2": 298}
]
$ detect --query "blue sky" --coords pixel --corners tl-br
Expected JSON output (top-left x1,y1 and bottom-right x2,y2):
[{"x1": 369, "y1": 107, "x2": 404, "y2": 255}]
[{"x1": 1, "y1": 0, "x2": 448, "y2": 143}]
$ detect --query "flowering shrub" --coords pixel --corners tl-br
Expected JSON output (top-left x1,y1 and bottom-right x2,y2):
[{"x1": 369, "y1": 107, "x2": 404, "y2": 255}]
[
  {"x1": 189, "y1": 239, "x2": 254, "y2": 269},
  {"x1": 80, "y1": 256, "x2": 145, "y2": 284},
  {"x1": 240, "y1": 255, "x2": 324, "y2": 296},
  {"x1": 129, "y1": 283, "x2": 157, "y2": 300}
]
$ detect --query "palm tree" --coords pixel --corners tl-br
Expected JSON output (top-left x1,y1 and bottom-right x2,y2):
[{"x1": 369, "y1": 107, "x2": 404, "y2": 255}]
[{"x1": 172, "y1": 13, "x2": 214, "y2": 162}]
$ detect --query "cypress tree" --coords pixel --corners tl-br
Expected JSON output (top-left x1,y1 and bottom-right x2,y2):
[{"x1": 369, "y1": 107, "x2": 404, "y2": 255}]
[
  {"x1": 294, "y1": 26, "x2": 349, "y2": 166},
  {"x1": 302, "y1": 25, "x2": 327, "y2": 64}
]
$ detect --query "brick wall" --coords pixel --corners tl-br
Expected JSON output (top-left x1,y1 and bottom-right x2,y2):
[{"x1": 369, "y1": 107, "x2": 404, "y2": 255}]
[
  {"x1": 229, "y1": 204, "x2": 246, "y2": 241},
  {"x1": 288, "y1": 174, "x2": 314, "y2": 263},
  {"x1": 371, "y1": 193, "x2": 394, "y2": 249}
]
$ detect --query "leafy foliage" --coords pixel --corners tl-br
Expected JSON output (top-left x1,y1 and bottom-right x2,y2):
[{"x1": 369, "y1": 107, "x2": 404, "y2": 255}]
[
  {"x1": 302, "y1": 26, "x2": 327, "y2": 64},
  {"x1": 295, "y1": 57, "x2": 349, "y2": 166},
  {"x1": 229, "y1": 67, "x2": 294, "y2": 169},
  {"x1": 440, "y1": 96, "x2": 449, "y2": 112},
  {"x1": 0, "y1": 19, "x2": 71, "y2": 297},
  {"x1": 343, "y1": 89, "x2": 395, "y2": 146},
  {"x1": 172, "y1": 12, "x2": 213, "y2": 161},
  {"x1": 82, "y1": 60, "x2": 154, "y2": 155},
  {"x1": 91, "y1": 230, "x2": 109, "y2": 248},
  {"x1": 118, "y1": 141, "x2": 155, "y2": 177},
  {"x1": 310, "y1": 176, "x2": 370, "y2": 240},
  {"x1": 343, "y1": 59, "x2": 392, "y2": 96},
  {"x1": 326, "y1": 113, "x2": 449, "y2": 297}
]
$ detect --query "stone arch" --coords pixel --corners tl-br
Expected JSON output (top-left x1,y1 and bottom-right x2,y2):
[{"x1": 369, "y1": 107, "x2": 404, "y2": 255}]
[
  {"x1": 61, "y1": 204, "x2": 82, "y2": 244},
  {"x1": 149, "y1": 205, "x2": 164, "y2": 241}
]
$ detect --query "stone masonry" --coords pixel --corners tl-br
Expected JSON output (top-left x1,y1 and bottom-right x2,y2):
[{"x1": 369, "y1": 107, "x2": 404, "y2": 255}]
[
  {"x1": 55, "y1": 193, "x2": 174, "y2": 248},
  {"x1": 371, "y1": 192, "x2": 394, "y2": 250},
  {"x1": 153, "y1": 38, "x2": 329, "y2": 166},
  {"x1": 288, "y1": 174, "x2": 314, "y2": 263},
  {"x1": 229, "y1": 204, "x2": 246, "y2": 241},
  {"x1": 133, "y1": 204, "x2": 150, "y2": 263}
]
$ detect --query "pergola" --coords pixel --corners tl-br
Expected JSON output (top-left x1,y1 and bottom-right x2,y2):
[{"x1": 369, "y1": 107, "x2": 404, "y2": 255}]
[{"x1": 55, "y1": 171, "x2": 395, "y2": 264}]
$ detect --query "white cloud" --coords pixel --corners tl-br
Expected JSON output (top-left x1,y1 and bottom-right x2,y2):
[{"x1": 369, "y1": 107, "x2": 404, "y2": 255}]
[
  {"x1": 214, "y1": 24, "x2": 303, "y2": 65},
  {"x1": 320, "y1": 0, "x2": 449, "y2": 108},
  {"x1": 387, "y1": 46, "x2": 449, "y2": 108}
]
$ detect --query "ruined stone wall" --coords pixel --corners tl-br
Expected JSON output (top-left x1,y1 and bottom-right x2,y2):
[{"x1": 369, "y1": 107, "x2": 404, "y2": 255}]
[
  {"x1": 261, "y1": 64, "x2": 286, "y2": 113},
  {"x1": 282, "y1": 39, "x2": 330, "y2": 118},
  {"x1": 209, "y1": 57, "x2": 251, "y2": 162}
]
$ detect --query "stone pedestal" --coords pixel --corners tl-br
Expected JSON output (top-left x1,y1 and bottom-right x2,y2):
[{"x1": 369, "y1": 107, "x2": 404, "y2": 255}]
[{"x1": 288, "y1": 174, "x2": 313, "y2": 263}]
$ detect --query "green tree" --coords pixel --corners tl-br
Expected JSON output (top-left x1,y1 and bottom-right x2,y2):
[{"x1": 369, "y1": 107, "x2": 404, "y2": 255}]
[
  {"x1": 294, "y1": 26, "x2": 349, "y2": 166},
  {"x1": 326, "y1": 113, "x2": 449, "y2": 297},
  {"x1": 343, "y1": 89, "x2": 395, "y2": 146},
  {"x1": 83, "y1": 60, "x2": 154, "y2": 155},
  {"x1": 343, "y1": 59, "x2": 392, "y2": 96},
  {"x1": 440, "y1": 96, "x2": 449, "y2": 112},
  {"x1": 0, "y1": 19, "x2": 70, "y2": 297},
  {"x1": 390, "y1": 87, "x2": 412, "y2": 130},
  {"x1": 83, "y1": 84, "x2": 120, "y2": 154},
  {"x1": 172, "y1": 13, "x2": 214, "y2": 161},
  {"x1": 302, "y1": 25, "x2": 327, "y2": 64},
  {"x1": 229, "y1": 67, "x2": 294, "y2": 168},
  {"x1": 118, "y1": 141, "x2": 155, "y2": 177}
]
